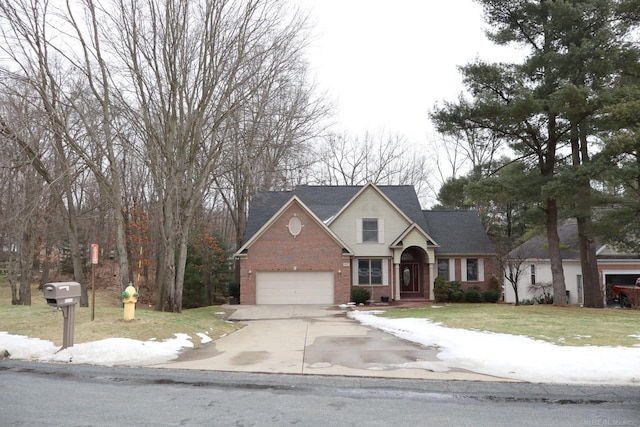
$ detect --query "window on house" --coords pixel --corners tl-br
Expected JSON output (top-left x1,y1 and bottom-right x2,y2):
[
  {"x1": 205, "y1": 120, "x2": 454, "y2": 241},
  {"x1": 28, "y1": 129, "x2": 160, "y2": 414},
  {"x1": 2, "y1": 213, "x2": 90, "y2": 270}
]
[
  {"x1": 362, "y1": 219, "x2": 378, "y2": 243},
  {"x1": 530, "y1": 264, "x2": 536, "y2": 284},
  {"x1": 358, "y1": 259, "x2": 383, "y2": 285},
  {"x1": 437, "y1": 259, "x2": 449, "y2": 281},
  {"x1": 466, "y1": 258, "x2": 478, "y2": 281}
]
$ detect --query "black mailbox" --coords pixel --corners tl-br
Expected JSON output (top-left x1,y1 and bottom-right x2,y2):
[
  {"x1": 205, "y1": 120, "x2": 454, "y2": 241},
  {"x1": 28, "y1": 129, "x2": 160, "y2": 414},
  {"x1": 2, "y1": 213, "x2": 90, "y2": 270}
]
[{"x1": 43, "y1": 282, "x2": 81, "y2": 307}]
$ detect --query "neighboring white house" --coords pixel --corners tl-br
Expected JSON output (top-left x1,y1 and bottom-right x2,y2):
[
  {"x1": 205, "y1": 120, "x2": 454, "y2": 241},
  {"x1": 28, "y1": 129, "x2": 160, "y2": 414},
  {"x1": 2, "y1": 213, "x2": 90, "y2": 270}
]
[{"x1": 504, "y1": 222, "x2": 640, "y2": 305}]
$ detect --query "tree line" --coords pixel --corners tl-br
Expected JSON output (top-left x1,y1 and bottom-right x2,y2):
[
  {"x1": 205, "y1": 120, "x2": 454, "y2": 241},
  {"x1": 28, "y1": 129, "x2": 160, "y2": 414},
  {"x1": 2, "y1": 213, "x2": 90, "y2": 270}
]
[{"x1": 0, "y1": 0, "x2": 431, "y2": 311}]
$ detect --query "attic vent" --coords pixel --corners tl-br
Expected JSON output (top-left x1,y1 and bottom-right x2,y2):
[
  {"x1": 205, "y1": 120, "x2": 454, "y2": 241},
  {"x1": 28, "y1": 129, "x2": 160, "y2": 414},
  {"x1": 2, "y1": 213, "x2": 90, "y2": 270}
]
[{"x1": 288, "y1": 215, "x2": 302, "y2": 237}]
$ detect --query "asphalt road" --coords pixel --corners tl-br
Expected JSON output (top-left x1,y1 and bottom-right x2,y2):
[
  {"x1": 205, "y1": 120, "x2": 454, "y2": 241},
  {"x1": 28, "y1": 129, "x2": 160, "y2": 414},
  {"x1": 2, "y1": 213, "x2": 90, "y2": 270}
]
[{"x1": 1, "y1": 360, "x2": 639, "y2": 426}]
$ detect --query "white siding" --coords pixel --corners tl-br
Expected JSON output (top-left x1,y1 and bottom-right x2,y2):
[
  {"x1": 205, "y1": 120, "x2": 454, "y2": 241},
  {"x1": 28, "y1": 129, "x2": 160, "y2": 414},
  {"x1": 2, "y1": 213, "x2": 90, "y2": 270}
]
[
  {"x1": 330, "y1": 187, "x2": 409, "y2": 257},
  {"x1": 503, "y1": 260, "x2": 582, "y2": 304}
]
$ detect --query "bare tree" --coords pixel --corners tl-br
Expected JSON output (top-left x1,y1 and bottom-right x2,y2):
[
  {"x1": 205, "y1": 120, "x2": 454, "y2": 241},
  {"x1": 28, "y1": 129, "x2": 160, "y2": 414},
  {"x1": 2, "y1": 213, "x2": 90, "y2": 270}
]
[
  {"x1": 109, "y1": 0, "x2": 317, "y2": 311},
  {"x1": 0, "y1": 0, "x2": 335, "y2": 313},
  {"x1": 0, "y1": 121, "x2": 47, "y2": 305},
  {"x1": 500, "y1": 245, "x2": 528, "y2": 307},
  {"x1": 214, "y1": 40, "x2": 327, "y2": 250},
  {"x1": 0, "y1": 0, "x2": 132, "y2": 304},
  {"x1": 312, "y1": 131, "x2": 432, "y2": 197}
]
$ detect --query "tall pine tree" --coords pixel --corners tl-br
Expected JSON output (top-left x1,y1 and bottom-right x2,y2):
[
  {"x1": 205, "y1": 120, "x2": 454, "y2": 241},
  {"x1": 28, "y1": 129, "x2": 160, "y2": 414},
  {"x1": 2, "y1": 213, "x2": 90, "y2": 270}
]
[{"x1": 433, "y1": 0, "x2": 640, "y2": 306}]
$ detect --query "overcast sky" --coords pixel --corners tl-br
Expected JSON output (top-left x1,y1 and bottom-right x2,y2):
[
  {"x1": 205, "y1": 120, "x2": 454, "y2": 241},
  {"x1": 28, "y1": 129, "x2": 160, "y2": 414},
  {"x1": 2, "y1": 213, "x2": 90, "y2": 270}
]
[{"x1": 295, "y1": 0, "x2": 523, "y2": 144}]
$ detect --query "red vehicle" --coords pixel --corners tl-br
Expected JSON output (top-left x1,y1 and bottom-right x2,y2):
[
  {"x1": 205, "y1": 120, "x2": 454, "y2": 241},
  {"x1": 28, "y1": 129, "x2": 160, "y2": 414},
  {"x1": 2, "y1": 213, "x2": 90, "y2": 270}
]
[{"x1": 612, "y1": 277, "x2": 640, "y2": 308}]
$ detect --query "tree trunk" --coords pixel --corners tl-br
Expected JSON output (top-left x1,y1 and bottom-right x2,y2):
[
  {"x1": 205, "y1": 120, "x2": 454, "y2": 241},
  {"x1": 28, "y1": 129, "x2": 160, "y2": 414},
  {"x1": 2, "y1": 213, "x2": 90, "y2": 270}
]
[
  {"x1": 9, "y1": 257, "x2": 19, "y2": 305},
  {"x1": 154, "y1": 242, "x2": 166, "y2": 311},
  {"x1": 53, "y1": 129, "x2": 88, "y2": 306},
  {"x1": 39, "y1": 263, "x2": 49, "y2": 289},
  {"x1": 114, "y1": 207, "x2": 131, "y2": 293},
  {"x1": 578, "y1": 217, "x2": 602, "y2": 307},
  {"x1": 18, "y1": 226, "x2": 33, "y2": 306},
  {"x1": 546, "y1": 198, "x2": 567, "y2": 305},
  {"x1": 203, "y1": 245, "x2": 212, "y2": 305},
  {"x1": 156, "y1": 197, "x2": 176, "y2": 311},
  {"x1": 63, "y1": 203, "x2": 88, "y2": 306},
  {"x1": 573, "y1": 127, "x2": 602, "y2": 307},
  {"x1": 174, "y1": 236, "x2": 189, "y2": 313}
]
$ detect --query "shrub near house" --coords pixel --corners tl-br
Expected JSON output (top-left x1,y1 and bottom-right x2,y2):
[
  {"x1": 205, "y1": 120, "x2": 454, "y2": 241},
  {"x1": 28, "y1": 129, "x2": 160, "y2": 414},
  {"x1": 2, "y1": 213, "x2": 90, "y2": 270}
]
[
  {"x1": 351, "y1": 287, "x2": 371, "y2": 305},
  {"x1": 433, "y1": 276, "x2": 501, "y2": 304}
]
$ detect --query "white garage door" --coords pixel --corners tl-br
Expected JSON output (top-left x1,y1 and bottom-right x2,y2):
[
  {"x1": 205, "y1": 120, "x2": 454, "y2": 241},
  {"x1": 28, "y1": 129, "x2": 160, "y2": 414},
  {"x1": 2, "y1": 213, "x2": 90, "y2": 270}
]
[{"x1": 256, "y1": 271, "x2": 334, "y2": 304}]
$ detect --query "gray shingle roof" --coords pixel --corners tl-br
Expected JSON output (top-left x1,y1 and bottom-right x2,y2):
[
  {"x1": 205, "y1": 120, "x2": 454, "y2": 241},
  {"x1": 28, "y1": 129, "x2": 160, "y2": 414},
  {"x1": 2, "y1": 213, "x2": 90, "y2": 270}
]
[
  {"x1": 244, "y1": 185, "x2": 428, "y2": 242},
  {"x1": 512, "y1": 223, "x2": 580, "y2": 260},
  {"x1": 511, "y1": 222, "x2": 613, "y2": 260},
  {"x1": 244, "y1": 186, "x2": 495, "y2": 256},
  {"x1": 423, "y1": 210, "x2": 495, "y2": 255}
]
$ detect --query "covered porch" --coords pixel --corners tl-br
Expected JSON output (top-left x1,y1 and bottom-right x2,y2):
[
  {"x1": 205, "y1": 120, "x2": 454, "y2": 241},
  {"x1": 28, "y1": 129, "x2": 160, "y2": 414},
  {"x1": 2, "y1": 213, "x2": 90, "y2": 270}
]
[{"x1": 391, "y1": 237, "x2": 436, "y2": 301}]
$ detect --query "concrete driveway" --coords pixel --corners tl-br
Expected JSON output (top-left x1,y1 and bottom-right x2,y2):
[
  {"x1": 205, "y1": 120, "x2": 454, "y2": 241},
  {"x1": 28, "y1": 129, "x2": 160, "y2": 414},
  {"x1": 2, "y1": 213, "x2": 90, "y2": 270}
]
[{"x1": 154, "y1": 305, "x2": 510, "y2": 381}]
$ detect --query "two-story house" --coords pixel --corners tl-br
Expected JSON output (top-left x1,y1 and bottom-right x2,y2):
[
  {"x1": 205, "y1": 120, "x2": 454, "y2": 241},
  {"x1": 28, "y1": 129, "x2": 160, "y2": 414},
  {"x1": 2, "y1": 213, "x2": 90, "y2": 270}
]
[{"x1": 234, "y1": 183, "x2": 495, "y2": 305}]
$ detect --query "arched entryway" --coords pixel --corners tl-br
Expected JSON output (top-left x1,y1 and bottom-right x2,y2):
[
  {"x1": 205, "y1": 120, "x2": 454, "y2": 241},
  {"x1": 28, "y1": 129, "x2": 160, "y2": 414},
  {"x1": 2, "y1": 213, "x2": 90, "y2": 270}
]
[{"x1": 399, "y1": 246, "x2": 428, "y2": 298}]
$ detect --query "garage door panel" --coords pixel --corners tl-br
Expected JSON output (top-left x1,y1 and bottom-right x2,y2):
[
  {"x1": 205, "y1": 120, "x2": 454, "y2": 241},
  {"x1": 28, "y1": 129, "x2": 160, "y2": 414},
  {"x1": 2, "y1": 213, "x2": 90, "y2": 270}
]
[{"x1": 256, "y1": 272, "x2": 334, "y2": 304}]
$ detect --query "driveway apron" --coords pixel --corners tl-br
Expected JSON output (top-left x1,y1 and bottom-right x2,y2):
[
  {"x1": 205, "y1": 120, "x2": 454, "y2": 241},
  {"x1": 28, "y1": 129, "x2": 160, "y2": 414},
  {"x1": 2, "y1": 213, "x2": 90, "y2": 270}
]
[{"x1": 154, "y1": 305, "x2": 512, "y2": 382}]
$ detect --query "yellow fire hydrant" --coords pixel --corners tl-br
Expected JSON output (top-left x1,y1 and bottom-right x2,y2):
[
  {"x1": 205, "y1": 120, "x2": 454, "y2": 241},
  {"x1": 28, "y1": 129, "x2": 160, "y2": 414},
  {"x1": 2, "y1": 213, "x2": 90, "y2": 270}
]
[{"x1": 122, "y1": 284, "x2": 139, "y2": 321}]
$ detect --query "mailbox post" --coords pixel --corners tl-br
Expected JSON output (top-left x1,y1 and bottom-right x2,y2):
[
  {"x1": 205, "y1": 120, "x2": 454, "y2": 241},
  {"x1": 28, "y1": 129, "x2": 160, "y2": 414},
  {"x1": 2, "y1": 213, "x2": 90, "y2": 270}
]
[{"x1": 43, "y1": 282, "x2": 81, "y2": 349}]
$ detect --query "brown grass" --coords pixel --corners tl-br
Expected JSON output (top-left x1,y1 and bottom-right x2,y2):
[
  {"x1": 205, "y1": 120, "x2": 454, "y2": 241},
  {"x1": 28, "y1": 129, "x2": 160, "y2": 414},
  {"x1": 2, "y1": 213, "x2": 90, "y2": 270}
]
[{"x1": 0, "y1": 279, "x2": 242, "y2": 346}]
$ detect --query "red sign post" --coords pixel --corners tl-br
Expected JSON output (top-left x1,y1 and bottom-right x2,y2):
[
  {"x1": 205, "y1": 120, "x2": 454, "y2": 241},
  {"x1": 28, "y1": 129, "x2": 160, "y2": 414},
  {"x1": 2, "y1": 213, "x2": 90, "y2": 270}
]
[{"x1": 91, "y1": 244, "x2": 99, "y2": 265}]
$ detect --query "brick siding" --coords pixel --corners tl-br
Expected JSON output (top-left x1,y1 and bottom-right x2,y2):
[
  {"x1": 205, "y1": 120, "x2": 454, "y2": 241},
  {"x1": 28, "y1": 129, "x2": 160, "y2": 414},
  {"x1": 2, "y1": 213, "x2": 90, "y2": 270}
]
[{"x1": 239, "y1": 202, "x2": 350, "y2": 304}]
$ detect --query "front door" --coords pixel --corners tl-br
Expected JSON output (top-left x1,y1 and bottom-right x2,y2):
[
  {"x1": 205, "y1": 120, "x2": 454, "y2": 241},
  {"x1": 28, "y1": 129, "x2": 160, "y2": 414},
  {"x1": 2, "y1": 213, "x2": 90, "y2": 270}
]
[{"x1": 400, "y1": 263, "x2": 419, "y2": 293}]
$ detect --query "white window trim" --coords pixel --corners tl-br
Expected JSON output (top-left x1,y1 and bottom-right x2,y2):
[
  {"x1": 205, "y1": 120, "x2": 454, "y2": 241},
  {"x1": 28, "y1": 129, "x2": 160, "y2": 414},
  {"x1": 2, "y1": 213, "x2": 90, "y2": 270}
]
[
  {"x1": 530, "y1": 264, "x2": 536, "y2": 285},
  {"x1": 353, "y1": 258, "x2": 389, "y2": 286},
  {"x1": 356, "y1": 218, "x2": 384, "y2": 244}
]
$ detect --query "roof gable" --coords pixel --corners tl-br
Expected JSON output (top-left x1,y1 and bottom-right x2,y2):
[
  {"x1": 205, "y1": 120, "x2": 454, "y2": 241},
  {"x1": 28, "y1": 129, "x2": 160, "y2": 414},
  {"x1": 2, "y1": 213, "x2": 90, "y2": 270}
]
[
  {"x1": 327, "y1": 183, "x2": 413, "y2": 227},
  {"x1": 235, "y1": 195, "x2": 353, "y2": 256},
  {"x1": 242, "y1": 184, "x2": 428, "y2": 244},
  {"x1": 390, "y1": 223, "x2": 440, "y2": 248}
]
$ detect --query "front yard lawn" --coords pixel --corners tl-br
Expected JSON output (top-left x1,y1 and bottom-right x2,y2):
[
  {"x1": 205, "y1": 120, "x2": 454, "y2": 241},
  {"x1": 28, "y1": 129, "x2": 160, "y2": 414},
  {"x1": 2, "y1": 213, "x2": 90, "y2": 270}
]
[
  {"x1": 0, "y1": 281, "x2": 242, "y2": 346},
  {"x1": 382, "y1": 304, "x2": 640, "y2": 347}
]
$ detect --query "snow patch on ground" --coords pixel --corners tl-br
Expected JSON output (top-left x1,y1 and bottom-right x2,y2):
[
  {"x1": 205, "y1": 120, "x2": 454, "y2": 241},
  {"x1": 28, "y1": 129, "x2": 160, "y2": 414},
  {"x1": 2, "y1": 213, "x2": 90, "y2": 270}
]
[
  {"x1": 348, "y1": 310, "x2": 640, "y2": 385},
  {"x1": 2, "y1": 310, "x2": 640, "y2": 384}
]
